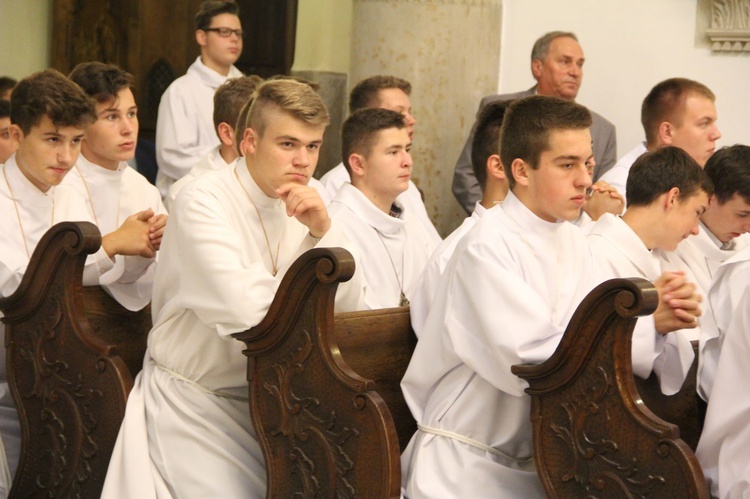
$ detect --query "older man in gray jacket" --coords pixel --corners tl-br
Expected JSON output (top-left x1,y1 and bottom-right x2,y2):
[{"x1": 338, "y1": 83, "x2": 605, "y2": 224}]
[{"x1": 452, "y1": 31, "x2": 617, "y2": 214}]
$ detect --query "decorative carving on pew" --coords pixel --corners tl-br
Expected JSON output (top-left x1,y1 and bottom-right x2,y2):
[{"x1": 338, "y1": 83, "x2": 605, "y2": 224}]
[
  {"x1": 19, "y1": 299, "x2": 103, "y2": 494},
  {"x1": 0, "y1": 222, "x2": 143, "y2": 498},
  {"x1": 551, "y1": 366, "x2": 667, "y2": 496},
  {"x1": 235, "y1": 248, "x2": 404, "y2": 499},
  {"x1": 512, "y1": 278, "x2": 709, "y2": 498},
  {"x1": 262, "y1": 328, "x2": 359, "y2": 497}
]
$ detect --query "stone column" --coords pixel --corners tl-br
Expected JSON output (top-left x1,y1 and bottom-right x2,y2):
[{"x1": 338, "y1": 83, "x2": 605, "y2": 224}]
[{"x1": 351, "y1": 0, "x2": 502, "y2": 235}]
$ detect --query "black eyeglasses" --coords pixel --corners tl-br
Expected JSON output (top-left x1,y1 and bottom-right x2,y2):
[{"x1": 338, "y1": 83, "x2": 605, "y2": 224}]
[{"x1": 202, "y1": 27, "x2": 243, "y2": 38}]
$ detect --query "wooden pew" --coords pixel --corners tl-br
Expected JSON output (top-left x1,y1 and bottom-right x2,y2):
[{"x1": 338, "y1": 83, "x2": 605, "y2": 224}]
[
  {"x1": 234, "y1": 247, "x2": 416, "y2": 498},
  {"x1": 235, "y1": 249, "x2": 708, "y2": 498},
  {"x1": 512, "y1": 277, "x2": 709, "y2": 497},
  {"x1": 0, "y1": 222, "x2": 150, "y2": 498}
]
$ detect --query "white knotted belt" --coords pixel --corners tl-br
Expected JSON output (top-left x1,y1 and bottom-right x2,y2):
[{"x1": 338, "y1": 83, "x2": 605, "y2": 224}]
[
  {"x1": 154, "y1": 362, "x2": 249, "y2": 402},
  {"x1": 417, "y1": 423, "x2": 534, "y2": 465}
]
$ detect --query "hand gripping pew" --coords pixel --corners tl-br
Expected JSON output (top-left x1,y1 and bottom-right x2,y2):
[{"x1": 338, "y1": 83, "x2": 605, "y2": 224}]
[
  {"x1": 234, "y1": 249, "x2": 708, "y2": 498},
  {"x1": 0, "y1": 222, "x2": 150, "y2": 498},
  {"x1": 512, "y1": 277, "x2": 708, "y2": 498}
]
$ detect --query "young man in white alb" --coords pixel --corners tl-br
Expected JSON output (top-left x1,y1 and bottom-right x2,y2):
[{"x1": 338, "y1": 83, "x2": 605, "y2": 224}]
[
  {"x1": 662, "y1": 145, "x2": 750, "y2": 401},
  {"x1": 66, "y1": 62, "x2": 167, "y2": 311},
  {"x1": 587, "y1": 146, "x2": 712, "y2": 393},
  {"x1": 695, "y1": 239, "x2": 750, "y2": 497},
  {"x1": 600, "y1": 78, "x2": 721, "y2": 200},
  {"x1": 409, "y1": 100, "x2": 510, "y2": 336},
  {"x1": 155, "y1": 0, "x2": 244, "y2": 196},
  {"x1": 329, "y1": 107, "x2": 437, "y2": 310},
  {"x1": 321, "y1": 75, "x2": 441, "y2": 242},
  {"x1": 165, "y1": 75, "x2": 262, "y2": 210},
  {"x1": 102, "y1": 79, "x2": 362, "y2": 498},
  {"x1": 400, "y1": 96, "x2": 701, "y2": 498},
  {"x1": 0, "y1": 70, "x2": 155, "y2": 497}
]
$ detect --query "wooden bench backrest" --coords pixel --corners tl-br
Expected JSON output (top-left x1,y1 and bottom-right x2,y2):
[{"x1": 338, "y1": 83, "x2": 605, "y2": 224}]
[
  {"x1": 633, "y1": 340, "x2": 705, "y2": 451},
  {"x1": 512, "y1": 278, "x2": 709, "y2": 498},
  {"x1": 235, "y1": 249, "x2": 708, "y2": 498},
  {"x1": 234, "y1": 248, "x2": 415, "y2": 499},
  {"x1": 0, "y1": 222, "x2": 150, "y2": 498}
]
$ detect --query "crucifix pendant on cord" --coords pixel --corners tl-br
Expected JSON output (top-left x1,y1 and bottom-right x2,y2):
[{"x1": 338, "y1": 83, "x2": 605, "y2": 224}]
[{"x1": 400, "y1": 291, "x2": 410, "y2": 307}]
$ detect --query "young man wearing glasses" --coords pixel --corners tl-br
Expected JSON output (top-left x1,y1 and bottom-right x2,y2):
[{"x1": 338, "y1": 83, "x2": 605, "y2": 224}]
[{"x1": 155, "y1": 0, "x2": 244, "y2": 198}]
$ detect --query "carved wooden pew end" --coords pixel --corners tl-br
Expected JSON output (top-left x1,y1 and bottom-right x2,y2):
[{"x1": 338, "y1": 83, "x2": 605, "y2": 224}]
[
  {"x1": 235, "y1": 248, "x2": 415, "y2": 499},
  {"x1": 512, "y1": 278, "x2": 709, "y2": 498},
  {"x1": 0, "y1": 222, "x2": 151, "y2": 498}
]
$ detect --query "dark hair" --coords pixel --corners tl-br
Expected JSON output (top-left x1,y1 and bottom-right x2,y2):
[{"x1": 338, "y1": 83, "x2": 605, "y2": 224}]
[
  {"x1": 10, "y1": 69, "x2": 96, "y2": 135},
  {"x1": 341, "y1": 108, "x2": 406, "y2": 175},
  {"x1": 471, "y1": 100, "x2": 512, "y2": 190},
  {"x1": 195, "y1": 0, "x2": 239, "y2": 30},
  {"x1": 704, "y1": 145, "x2": 750, "y2": 205},
  {"x1": 349, "y1": 75, "x2": 411, "y2": 113},
  {"x1": 500, "y1": 95, "x2": 592, "y2": 189},
  {"x1": 626, "y1": 146, "x2": 714, "y2": 207},
  {"x1": 0, "y1": 99, "x2": 10, "y2": 119},
  {"x1": 531, "y1": 31, "x2": 578, "y2": 61},
  {"x1": 641, "y1": 78, "x2": 715, "y2": 148},
  {"x1": 213, "y1": 75, "x2": 263, "y2": 131},
  {"x1": 0, "y1": 76, "x2": 17, "y2": 96},
  {"x1": 69, "y1": 61, "x2": 134, "y2": 103}
]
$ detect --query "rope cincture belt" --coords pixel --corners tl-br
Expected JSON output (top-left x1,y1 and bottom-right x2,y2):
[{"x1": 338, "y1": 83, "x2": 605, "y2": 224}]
[
  {"x1": 155, "y1": 362, "x2": 249, "y2": 402},
  {"x1": 417, "y1": 423, "x2": 534, "y2": 465}
]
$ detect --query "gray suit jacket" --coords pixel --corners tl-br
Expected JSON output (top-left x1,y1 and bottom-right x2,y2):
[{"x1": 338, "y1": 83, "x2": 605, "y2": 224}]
[{"x1": 451, "y1": 86, "x2": 617, "y2": 214}]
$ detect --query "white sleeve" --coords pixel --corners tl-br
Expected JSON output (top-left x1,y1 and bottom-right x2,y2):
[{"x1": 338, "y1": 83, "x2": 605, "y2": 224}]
[{"x1": 155, "y1": 87, "x2": 215, "y2": 182}]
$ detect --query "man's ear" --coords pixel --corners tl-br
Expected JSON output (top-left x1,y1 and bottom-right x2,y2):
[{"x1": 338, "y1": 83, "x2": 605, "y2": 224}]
[
  {"x1": 486, "y1": 154, "x2": 506, "y2": 181},
  {"x1": 196, "y1": 29, "x2": 207, "y2": 48},
  {"x1": 242, "y1": 127, "x2": 258, "y2": 155},
  {"x1": 531, "y1": 58, "x2": 543, "y2": 80},
  {"x1": 664, "y1": 186, "x2": 681, "y2": 210},
  {"x1": 9, "y1": 124, "x2": 23, "y2": 147},
  {"x1": 217, "y1": 122, "x2": 235, "y2": 147},
  {"x1": 659, "y1": 121, "x2": 674, "y2": 145},
  {"x1": 511, "y1": 158, "x2": 530, "y2": 187},
  {"x1": 348, "y1": 153, "x2": 366, "y2": 178}
]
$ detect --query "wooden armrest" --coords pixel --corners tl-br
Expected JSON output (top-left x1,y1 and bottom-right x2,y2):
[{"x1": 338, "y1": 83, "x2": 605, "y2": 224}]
[
  {"x1": 0, "y1": 222, "x2": 142, "y2": 498},
  {"x1": 512, "y1": 278, "x2": 709, "y2": 498},
  {"x1": 233, "y1": 247, "x2": 404, "y2": 499}
]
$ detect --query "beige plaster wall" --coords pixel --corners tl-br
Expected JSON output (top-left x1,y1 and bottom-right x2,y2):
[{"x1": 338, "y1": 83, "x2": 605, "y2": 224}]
[
  {"x1": 351, "y1": 0, "x2": 503, "y2": 236},
  {"x1": 293, "y1": 0, "x2": 353, "y2": 74},
  {"x1": 0, "y1": 0, "x2": 53, "y2": 79}
]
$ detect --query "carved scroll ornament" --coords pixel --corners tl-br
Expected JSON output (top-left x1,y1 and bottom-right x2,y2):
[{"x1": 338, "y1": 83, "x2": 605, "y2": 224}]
[{"x1": 707, "y1": 0, "x2": 750, "y2": 52}]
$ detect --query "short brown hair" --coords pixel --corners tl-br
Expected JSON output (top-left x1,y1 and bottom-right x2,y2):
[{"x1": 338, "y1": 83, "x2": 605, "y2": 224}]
[
  {"x1": 341, "y1": 108, "x2": 406, "y2": 176},
  {"x1": 213, "y1": 75, "x2": 263, "y2": 131},
  {"x1": 69, "y1": 61, "x2": 134, "y2": 103},
  {"x1": 349, "y1": 75, "x2": 411, "y2": 113},
  {"x1": 246, "y1": 79, "x2": 330, "y2": 138},
  {"x1": 195, "y1": 0, "x2": 239, "y2": 31},
  {"x1": 11, "y1": 69, "x2": 96, "y2": 135},
  {"x1": 641, "y1": 78, "x2": 715, "y2": 148},
  {"x1": 500, "y1": 95, "x2": 592, "y2": 189},
  {"x1": 626, "y1": 146, "x2": 713, "y2": 207},
  {"x1": 471, "y1": 100, "x2": 512, "y2": 190}
]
